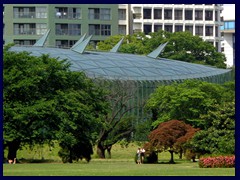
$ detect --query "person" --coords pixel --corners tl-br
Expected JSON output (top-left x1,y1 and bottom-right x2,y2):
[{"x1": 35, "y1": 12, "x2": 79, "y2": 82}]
[
  {"x1": 136, "y1": 148, "x2": 141, "y2": 164},
  {"x1": 140, "y1": 148, "x2": 145, "y2": 163}
]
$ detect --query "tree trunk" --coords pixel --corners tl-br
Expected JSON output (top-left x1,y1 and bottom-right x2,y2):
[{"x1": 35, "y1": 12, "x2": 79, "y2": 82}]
[
  {"x1": 179, "y1": 148, "x2": 183, "y2": 159},
  {"x1": 7, "y1": 140, "x2": 21, "y2": 163},
  {"x1": 168, "y1": 150, "x2": 175, "y2": 164},
  {"x1": 97, "y1": 143, "x2": 106, "y2": 158},
  {"x1": 107, "y1": 145, "x2": 112, "y2": 159},
  {"x1": 69, "y1": 149, "x2": 73, "y2": 163}
]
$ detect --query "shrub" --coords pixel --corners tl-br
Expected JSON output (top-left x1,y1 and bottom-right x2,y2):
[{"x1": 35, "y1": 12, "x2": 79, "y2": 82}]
[{"x1": 199, "y1": 155, "x2": 235, "y2": 168}]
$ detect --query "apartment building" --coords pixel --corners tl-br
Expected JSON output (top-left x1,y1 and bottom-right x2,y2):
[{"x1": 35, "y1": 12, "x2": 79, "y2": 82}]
[
  {"x1": 3, "y1": 4, "x2": 131, "y2": 48},
  {"x1": 131, "y1": 4, "x2": 223, "y2": 51},
  {"x1": 220, "y1": 5, "x2": 235, "y2": 68},
  {"x1": 3, "y1": 4, "x2": 223, "y2": 51}
]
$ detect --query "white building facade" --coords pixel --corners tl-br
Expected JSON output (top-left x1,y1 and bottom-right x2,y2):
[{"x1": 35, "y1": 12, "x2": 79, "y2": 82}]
[
  {"x1": 220, "y1": 4, "x2": 235, "y2": 68},
  {"x1": 131, "y1": 4, "x2": 223, "y2": 52}
]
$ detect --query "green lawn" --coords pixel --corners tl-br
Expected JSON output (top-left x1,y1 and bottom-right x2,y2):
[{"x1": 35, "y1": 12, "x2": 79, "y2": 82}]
[
  {"x1": 3, "y1": 160, "x2": 235, "y2": 176},
  {"x1": 3, "y1": 142, "x2": 235, "y2": 176}
]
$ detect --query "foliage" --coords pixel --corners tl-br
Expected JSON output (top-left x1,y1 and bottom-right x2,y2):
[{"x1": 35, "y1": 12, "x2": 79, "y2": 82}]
[
  {"x1": 199, "y1": 155, "x2": 235, "y2": 168},
  {"x1": 3, "y1": 46, "x2": 109, "y2": 162},
  {"x1": 133, "y1": 120, "x2": 152, "y2": 141},
  {"x1": 188, "y1": 101, "x2": 235, "y2": 155},
  {"x1": 145, "y1": 80, "x2": 233, "y2": 129},
  {"x1": 144, "y1": 120, "x2": 199, "y2": 163}
]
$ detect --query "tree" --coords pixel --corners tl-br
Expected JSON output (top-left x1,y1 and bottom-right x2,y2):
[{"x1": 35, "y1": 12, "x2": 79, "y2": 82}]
[
  {"x1": 159, "y1": 31, "x2": 226, "y2": 68},
  {"x1": 145, "y1": 80, "x2": 230, "y2": 129},
  {"x1": 188, "y1": 101, "x2": 235, "y2": 155},
  {"x1": 95, "y1": 80, "x2": 137, "y2": 158},
  {"x1": 144, "y1": 120, "x2": 199, "y2": 163},
  {"x1": 3, "y1": 45, "x2": 108, "y2": 162}
]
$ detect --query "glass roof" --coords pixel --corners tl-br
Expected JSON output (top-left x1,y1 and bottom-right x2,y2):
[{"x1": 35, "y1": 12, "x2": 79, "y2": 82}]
[{"x1": 10, "y1": 46, "x2": 231, "y2": 81}]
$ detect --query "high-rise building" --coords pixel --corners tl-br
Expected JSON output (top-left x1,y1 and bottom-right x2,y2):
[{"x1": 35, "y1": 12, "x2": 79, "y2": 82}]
[
  {"x1": 131, "y1": 4, "x2": 223, "y2": 52},
  {"x1": 220, "y1": 5, "x2": 235, "y2": 68},
  {"x1": 3, "y1": 4, "x2": 131, "y2": 48},
  {"x1": 3, "y1": 4, "x2": 223, "y2": 52}
]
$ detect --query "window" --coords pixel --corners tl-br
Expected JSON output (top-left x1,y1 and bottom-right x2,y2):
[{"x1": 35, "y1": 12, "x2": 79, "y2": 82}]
[
  {"x1": 154, "y1": 24, "x2": 162, "y2": 32},
  {"x1": 89, "y1": 8, "x2": 100, "y2": 19},
  {"x1": 143, "y1": 9, "x2": 152, "y2": 19},
  {"x1": 68, "y1": 8, "x2": 81, "y2": 19},
  {"x1": 101, "y1": 24, "x2": 111, "y2": 35},
  {"x1": 175, "y1": 25, "x2": 183, "y2": 32},
  {"x1": 36, "y1": 7, "x2": 47, "y2": 18},
  {"x1": 14, "y1": 40, "x2": 36, "y2": 46},
  {"x1": 55, "y1": 7, "x2": 68, "y2": 19},
  {"x1": 215, "y1": 26, "x2": 218, "y2": 37},
  {"x1": 118, "y1": 25, "x2": 126, "y2": 35},
  {"x1": 205, "y1": 10, "x2": 213, "y2": 21},
  {"x1": 144, "y1": 24, "x2": 152, "y2": 34},
  {"x1": 89, "y1": 8, "x2": 111, "y2": 20},
  {"x1": 13, "y1": 7, "x2": 40, "y2": 18},
  {"x1": 164, "y1": 25, "x2": 172, "y2": 32},
  {"x1": 185, "y1": 9, "x2": 193, "y2": 20},
  {"x1": 56, "y1": 40, "x2": 78, "y2": 48},
  {"x1": 55, "y1": 24, "x2": 68, "y2": 35},
  {"x1": 174, "y1": 9, "x2": 182, "y2": 20},
  {"x1": 195, "y1": 10, "x2": 203, "y2": 20},
  {"x1": 215, "y1": 10, "x2": 218, "y2": 21},
  {"x1": 164, "y1": 9, "x2": 172, "y2": 20},
  {"x1": 89, "y1": 24, "x2": 100, "y2": 35},
  {"x1": 118, "y1": 9, "x2": 126, "y2": 20},
  {"x1": 205, "y1": 26, "x2": 213, "y2": 36},
  {"x1": 154, "y1": 9, "x2": 162, "y2": 19},
  {"x1": 89, "y1": 24, "x2": 111, "y2": 36},
  {"x1": 185, "y1": 25, "x2": 193, "y2": 34},
  {"x1": 14, "y1": 23, "x2": 36, "y2": 35},
  {"x1": 56, "y1": 40, "x2": 68, "y2": 48},
  {"x1": 68, "y1": 24, "x2": 81, "y2": 36},
  {"x1": 224, "y1": 21, "x2": 235, "y2": 30},
  {"x1": 36, "y1": 23, "x2": 47, "y2": 35},
  {"x1": 100, "y1": 8, "x2": 111, "y2": 20},
  {"x1": 195, "y1": 25, "x2": 203, "y2": 36}
]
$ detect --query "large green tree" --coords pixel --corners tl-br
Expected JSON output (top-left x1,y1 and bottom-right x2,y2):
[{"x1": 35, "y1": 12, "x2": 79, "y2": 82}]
[
  {"x1": 145, "y1": 80, "x2": 233, "y2": 129},
  {"x1": 188, "y1": 101, "x2": 235, "y2": 155},
  {"x1": 3, "y1": 45, "x2": 108, "y2": 162}
]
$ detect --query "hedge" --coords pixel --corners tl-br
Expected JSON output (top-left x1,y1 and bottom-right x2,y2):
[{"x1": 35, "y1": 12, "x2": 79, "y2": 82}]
[{"x1": 199, "y1": 155, "x2": 235, "y2": 168}]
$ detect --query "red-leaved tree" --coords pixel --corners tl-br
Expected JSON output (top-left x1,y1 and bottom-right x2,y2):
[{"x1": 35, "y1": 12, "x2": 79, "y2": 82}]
[{"x1": 144, "y1": 120, "x2": 199, "y2": 163}]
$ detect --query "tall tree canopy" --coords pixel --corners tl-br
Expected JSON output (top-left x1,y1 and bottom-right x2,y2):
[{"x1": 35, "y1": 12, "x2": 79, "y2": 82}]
[
  {"x1": 188, "y1": 101, "x2": 235, "y2": 155},
  {"x1": 97, "y1": 31, "x2": 227, "y2": 68},
  {"x1": 3, "y1": 45, "x2": 109, "y2": 162},
  {"x1": 145, "y1": 80, "x2": 233, "y2": 129}
]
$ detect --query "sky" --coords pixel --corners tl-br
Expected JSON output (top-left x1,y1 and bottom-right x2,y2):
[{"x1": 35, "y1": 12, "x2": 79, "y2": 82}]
[{"x1": 223, "y1": 4, "x2": 235, "y2": 20}]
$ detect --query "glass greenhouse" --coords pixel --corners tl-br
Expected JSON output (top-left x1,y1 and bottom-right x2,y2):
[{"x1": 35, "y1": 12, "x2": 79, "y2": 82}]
[{"x1": 9, "y1": 33, "x2": 233, "y2": 122}]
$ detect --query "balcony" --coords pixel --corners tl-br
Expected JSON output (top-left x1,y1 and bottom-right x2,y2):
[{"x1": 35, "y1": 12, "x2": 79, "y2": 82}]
[
  {"x1": 14, "y1": 12, "x2": 47, "y2": 18},
  {"x1": 14, "y1": 28, "x2": 36, "y2": 35},
  {"x1": 14, "y1": 28, "x2": 47, "y2": 35}
]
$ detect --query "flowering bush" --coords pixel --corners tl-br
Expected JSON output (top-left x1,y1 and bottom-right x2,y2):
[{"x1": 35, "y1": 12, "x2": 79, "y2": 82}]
[{"x1": 199, "y1": 155, "x2": 235, "y2": 168}]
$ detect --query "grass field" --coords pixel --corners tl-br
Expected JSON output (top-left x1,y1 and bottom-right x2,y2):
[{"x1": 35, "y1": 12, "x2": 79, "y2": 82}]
[{"x1": 3, "y1": 142, "x2": 235, "y2": 176}]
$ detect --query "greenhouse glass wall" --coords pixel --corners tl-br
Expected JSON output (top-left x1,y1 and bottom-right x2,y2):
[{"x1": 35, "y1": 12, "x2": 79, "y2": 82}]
[{"x1": 9, "y1": 45, "x2": 233, "y2": 123}]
